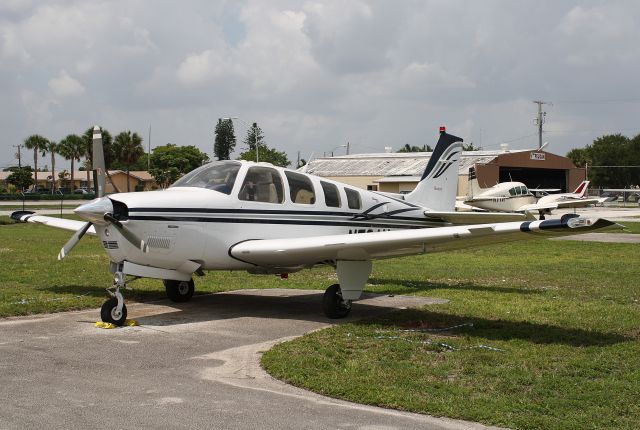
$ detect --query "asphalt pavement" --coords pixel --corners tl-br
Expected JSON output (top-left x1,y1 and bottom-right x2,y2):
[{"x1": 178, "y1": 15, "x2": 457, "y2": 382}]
[{"x1": 0, "y1": 289, "x2": 504, "y2": 430}]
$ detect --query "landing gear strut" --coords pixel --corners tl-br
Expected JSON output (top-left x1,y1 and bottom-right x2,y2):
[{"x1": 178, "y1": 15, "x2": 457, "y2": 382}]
[
  {"x1": 101, "y1": 270, "x2": 128, "y2": 326},
  {"x1": 164, "y1": 278, "x2": 195, "y2": 302},
  {"x1": 323, "y1": 284, "x2": 352, "y2": 319}
]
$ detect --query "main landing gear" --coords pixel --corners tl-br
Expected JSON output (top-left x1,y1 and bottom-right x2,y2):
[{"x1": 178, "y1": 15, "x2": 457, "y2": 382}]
[
  {"x1": 323, "y1": 284, "x2": 352, "y2": 319},
  {"x1": 164, "y1": 279, "x2": 195, "y2": 302}
]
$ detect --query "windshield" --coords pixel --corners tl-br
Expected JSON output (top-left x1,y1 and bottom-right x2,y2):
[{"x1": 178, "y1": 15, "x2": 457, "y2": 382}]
[{"x1": 171, "y1": 161, "x2": 241, "y2": 194}]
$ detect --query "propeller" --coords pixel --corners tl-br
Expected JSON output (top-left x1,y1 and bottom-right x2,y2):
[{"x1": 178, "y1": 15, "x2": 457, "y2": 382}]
[
  {"x1": 104, "y1": 213, "x2": 149, "y2": 253},
  {"x1": 58, "y1": 221, "x2": 93, "y2": 260},
  {"x1": 57, "y1": 126, "x2": 148, "y2": 259}
]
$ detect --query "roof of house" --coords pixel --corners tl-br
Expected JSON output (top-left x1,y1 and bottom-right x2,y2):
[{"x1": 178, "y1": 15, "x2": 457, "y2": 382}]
[{"x1": 303, "y1": 150, "x2": 521, "y2": 177}]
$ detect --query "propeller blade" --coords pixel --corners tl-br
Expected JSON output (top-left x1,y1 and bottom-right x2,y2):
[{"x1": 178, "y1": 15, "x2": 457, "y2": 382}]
[
  {"x1": 92, "y1": 126, "x2": 106, "y2": 198},
  {"x1": 58, "y1": 222, "x2": 93, "y2": 260},
  {"x1": 104, "y1": 213, "x2": 148, "y2": 253}
]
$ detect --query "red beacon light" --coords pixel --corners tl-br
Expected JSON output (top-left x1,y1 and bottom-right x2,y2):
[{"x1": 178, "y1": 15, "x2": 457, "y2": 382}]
[{"x1": 439, "y1": 125, "x2": 446, "y2": 133}]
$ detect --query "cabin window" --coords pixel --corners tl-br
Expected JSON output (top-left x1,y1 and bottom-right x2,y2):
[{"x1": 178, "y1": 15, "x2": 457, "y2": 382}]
[
  {"x1": 520, "y1": 186, "x2": 528, "y2": 195},
  {"x1": 285, "y1": 171, "x2": 316, "y2": 204},
  {"x1": 345, "y1": 188, "x2": 361, "y2": 209},
  {"x1": 509, "y1": 187, "x2": 517, "y2": 196},
  {"x1": 238, "y1": 166, "x2": 284, "y2": 203},
  {"x1": 321, "y1": 181, "x2": 341, "y2": 207}
]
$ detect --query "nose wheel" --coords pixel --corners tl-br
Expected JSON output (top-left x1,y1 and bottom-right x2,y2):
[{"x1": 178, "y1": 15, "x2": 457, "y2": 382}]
[
  {"x1": 323, "y1": 284, "x2": 352, "y2": 319},
  {"x1": 100, "y1": 270, "x2": 129, "y2": 326}
]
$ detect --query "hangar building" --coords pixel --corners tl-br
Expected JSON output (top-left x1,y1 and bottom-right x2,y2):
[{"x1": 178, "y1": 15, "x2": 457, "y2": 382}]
[{"x1": 303, "y1": 148, "x2": 585, "y2": 196}]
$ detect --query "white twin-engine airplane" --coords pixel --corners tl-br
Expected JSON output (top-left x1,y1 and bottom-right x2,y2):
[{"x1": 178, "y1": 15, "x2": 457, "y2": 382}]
[
  {"x1": 465, "y1": 174, "x2": 600, "y2": 218},
  {"x1": 12, "y1": 126, "x2": 616, "y2": 325}
]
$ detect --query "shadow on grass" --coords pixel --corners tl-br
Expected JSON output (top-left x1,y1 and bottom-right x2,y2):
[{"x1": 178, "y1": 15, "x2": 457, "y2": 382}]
[
  {"x1": 39, "y1": 284, "x2": 167, "y2": 302},
  {"x1": 368, "y1": 278, "x2": 543, "y2": 295},
  {"x1": 362, "y1": 308, "x2": 630, "y2": 347}
]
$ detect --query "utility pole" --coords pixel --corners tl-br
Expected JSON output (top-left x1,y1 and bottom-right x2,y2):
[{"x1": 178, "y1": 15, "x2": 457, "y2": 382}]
[
  {"x1": 13, "y1": 144, "x2": 22, "y2": 168},
  {"x1": 533, "y1": 100, "x2": 548, "y2": 150},
  {"x1": 147, "y1": 125, "x2": 151, "y2": 171},
  {"x1": 346, "y1": 141, "x2": 350, "y2": 155}
]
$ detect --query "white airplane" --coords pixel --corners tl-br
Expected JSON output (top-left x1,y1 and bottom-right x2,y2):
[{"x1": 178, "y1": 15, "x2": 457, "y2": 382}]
[
  {"x1": 12, "y1": 126, "x2": 616, "y2": 325},
  {"x1": 465, "y1": 177, "x2": 599, "y2": 218},
  {"x1": 535, "y1": 180, "x2": 601, "y2": 208}
]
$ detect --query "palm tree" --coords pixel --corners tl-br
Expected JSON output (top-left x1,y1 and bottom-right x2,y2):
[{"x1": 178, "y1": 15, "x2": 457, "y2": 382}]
[
  {"x1": 46, "y1": 141, "x2": 59, "y2": 194},
  {"x1": 23, "y1": 134, "x2": 49, "y2": 191},
  {"x1": 58, "y1": 134, "x2": 85, "y2": 192},
  {"x1": 113, "y1": 131, "x2": 144, "y2": 192}
]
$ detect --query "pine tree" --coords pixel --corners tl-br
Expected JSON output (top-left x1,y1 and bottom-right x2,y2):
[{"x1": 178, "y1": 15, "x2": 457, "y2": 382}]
[{"x1": 214, "y1": 119, "x2": 236, "y2": 160}]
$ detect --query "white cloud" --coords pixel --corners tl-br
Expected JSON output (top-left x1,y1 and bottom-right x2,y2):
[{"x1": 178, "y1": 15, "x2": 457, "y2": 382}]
[
  {"x1": 48, "y1": 70, "x2": 85, "y2": 97},
  {"x1": 176, "y1": 49, "x2": 229, "y2": 85}
]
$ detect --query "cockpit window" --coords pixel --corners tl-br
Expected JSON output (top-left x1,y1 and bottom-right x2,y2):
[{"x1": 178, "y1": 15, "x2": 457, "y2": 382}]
[
  {"x1": 171, "y1": 161, "x2": 241, "y2": 195},
  {"x1": 239, "y1": 166, "x2": 284, "y2": 203}
]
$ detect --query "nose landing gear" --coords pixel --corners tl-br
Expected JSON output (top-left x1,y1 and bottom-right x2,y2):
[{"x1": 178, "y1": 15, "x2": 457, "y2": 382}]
[{"x1": 100, "y1": 271, "x2": 128, "y2": 326}]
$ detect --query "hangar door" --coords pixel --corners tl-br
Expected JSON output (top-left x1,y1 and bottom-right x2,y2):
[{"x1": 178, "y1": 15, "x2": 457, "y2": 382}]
[{"x1": 499, "y1": 167, "x2": 567, "y2": 192}]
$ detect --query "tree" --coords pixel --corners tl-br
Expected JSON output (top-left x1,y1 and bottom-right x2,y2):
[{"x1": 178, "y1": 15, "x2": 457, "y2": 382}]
[
  {"x1": 566, "y1": 133, "x2": 640, "y2": 188},
  {"x1": 238, "y1": 147, "x2": 290, "y2": 167},
  {"x1": 462, "y1": 142, "x2": 479, "y2": 151},
  {"x1": 7, "y1": 167, "x2": 34, "y2": 191},
  {"x1": 45, "y1": 140, "x2": 59, "y2": 194},
  {"x1": 58, "y1": 134, "x2": 85, "y2": 192},
  {"x1": 214, "y1": 119, "x2": 236, "y2": 160},
  {"x1": 83, "y1": 127, "x2": 119, "y2": 192},
  {"x1": 243, "y1": 122, "x2": 264, "y2": 153},
  {"x1": 149, "y1": 144, "x2": 210, "y2": 188},
  {"x1": 113, "y1": 131, "x2": 145, "y2": 192},
  {"x1": 23, "y1": 134, "x2": 49, "y2": 190},
  {"x1": 397, "y1": 144, "x2": 433, "y2": 153}
]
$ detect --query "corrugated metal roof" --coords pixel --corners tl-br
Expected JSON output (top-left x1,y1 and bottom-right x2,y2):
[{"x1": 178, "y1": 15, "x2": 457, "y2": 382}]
[{"x1": 303, "y1": 150, "x2": 520, "y2": 177}]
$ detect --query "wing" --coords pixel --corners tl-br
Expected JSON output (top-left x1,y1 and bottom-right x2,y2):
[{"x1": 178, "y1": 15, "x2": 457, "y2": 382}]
[
  {"x1": 10, "y1": 211, "x2": 96, "y2": 235},
  {"x1": 424, "y1": 210, "x2": 535, "y2": 224},
  {"x1": 554, "y1": 198, "x2": 600, "y2": 209},
  {"x1": 517, "y1": 202, "x2": 558, "y2": 212},
  {"x1": 230, "y1": 216, "x2": 617, "y2": 267}
]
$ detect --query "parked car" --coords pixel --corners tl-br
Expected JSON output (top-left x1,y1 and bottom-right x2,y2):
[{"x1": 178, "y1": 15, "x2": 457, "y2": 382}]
[{"x1": 74, "y1": 188, "x2": 89, "y2": 194}]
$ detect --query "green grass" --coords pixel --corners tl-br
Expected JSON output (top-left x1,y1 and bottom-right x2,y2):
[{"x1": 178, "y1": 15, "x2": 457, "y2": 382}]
[
  {"x1": 618, "y1": 221, "x2": 640, "y2": 234},
  {"x1": 2, "y1": 218, "x2": 639, "y2": 429},
  {"x1": 263, "y1": 240, "x2": 640, "y2": 430},
  {"x1": 0, "y1": 220, "x2": 334, "y2": 317}
]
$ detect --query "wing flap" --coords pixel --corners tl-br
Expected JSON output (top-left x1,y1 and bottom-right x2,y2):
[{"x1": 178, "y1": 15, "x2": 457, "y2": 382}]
[
  {"x1": 11, "y1": 211, "x2": 96, "y2": 235},
  {"x1": 230, "y1": 217, "x2": 618, "y2": 267}
]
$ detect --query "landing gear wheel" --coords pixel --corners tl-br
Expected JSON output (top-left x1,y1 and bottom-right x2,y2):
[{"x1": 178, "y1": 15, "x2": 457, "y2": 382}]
[
  {"x1": 100, "y1": 297, "x2": 127, "y2": 326},
  {"x1": 323, "y1": 284, "x2": 352, "y2": 319},
  {"x1": 164, "y1": 279, "x2": 195, "y2": 302}
]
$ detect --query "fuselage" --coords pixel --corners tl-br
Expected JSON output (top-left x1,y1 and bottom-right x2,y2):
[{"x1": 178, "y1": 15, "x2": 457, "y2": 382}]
[
  {"x1": 92, "y1": 161, "x2": 446, "y2": 272},
  {"x1": 465, "y1": 181, "x2": 535, "y2": 212}
]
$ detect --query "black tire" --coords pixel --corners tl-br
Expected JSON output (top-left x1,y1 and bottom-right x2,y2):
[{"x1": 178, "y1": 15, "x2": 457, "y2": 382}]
[
  {"x1": 164, "y1": 279, "x2": 195, "y2": 302},
  {"x1": 322, "y1": 284, "x2": 351, "y2": 319},
  {"x1": 100, "y1": 297, "x2": 127, "y2": 326}
]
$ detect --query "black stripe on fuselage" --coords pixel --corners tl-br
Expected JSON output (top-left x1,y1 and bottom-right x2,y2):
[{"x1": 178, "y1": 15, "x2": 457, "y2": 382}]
[
  {"x1": 127, "y1": 214, "x2": 439, "y2": 229},
  {"x1": 127, "y1": 207, "x2": 425, "y2": 223}
]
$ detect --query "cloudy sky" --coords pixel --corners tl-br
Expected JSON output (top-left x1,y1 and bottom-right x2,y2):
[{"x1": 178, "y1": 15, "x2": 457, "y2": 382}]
[{"x1": 1, "y1": 0, "x2": 639, "y2": 169}]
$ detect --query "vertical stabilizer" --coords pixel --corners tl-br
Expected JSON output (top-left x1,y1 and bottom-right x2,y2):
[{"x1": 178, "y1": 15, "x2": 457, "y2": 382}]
[
  {"x1": 405, "y1": 128, "x2": 463, "y2": 211},
  {"x1": 573, "y1": 180, "x2": 589, "y2": 197}
]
